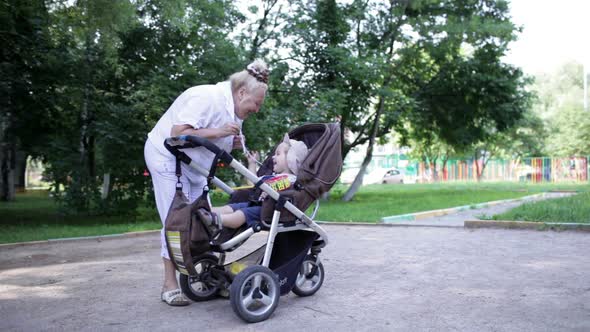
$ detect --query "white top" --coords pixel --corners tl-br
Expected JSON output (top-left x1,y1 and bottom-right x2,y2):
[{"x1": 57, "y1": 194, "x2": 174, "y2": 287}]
[{"x1": 147, "y1": 81, "x2": 241, "y2": 173}]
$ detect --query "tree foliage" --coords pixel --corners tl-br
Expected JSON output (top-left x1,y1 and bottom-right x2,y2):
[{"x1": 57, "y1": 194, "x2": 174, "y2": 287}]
[
  {"x1": 1, "y1": 0, "x2": 537, "y2": 207},
  {"x1": 533, "y1": 61, "x2": 589, "y2": 156}
]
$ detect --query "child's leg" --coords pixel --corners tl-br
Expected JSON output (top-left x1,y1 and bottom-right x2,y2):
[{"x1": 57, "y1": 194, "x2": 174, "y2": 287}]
[
  {"x1": 212, "y1": 205, "x2": 234, "y2": 214},
  {"x1": 219, "y1": 210, "x2": 247, "y2": 229}
]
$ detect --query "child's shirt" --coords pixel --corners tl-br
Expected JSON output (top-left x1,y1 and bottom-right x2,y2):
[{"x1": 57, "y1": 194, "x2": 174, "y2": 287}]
[{"x1": 260, "y1": 173, "x2": 297, "y2": 193}]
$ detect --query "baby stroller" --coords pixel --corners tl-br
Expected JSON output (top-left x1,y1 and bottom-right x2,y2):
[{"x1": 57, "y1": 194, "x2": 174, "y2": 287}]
[{"x1": 163, "y1": 123, "x2": 342, "y2": 323}]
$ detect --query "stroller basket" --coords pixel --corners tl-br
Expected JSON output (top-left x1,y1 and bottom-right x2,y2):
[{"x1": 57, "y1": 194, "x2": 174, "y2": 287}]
[{"x1": 269, "y1": 231, "x2": 319, "y2": 295}]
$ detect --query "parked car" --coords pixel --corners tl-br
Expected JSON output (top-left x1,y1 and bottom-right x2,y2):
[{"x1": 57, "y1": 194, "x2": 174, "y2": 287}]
[
  {"x1": 340, "y1": 167, "x2": 405, "y2": 185},
  {"x1": 340, "y1": 167, "x2": 379, "y2": 185},
  {"x1": 381, "y1": 168, "x2": 404, "y2": 184},
  {"x1": 363, "y1": 168, "x2": 387, "y2": 185}
]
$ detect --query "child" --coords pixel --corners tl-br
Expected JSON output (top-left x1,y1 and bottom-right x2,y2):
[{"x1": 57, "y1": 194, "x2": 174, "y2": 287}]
[{"x1": 197, "y1": 134, "x2": 309, "y2": 231}]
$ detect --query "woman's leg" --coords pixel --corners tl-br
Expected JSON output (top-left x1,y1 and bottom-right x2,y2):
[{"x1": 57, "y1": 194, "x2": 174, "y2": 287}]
[{"x1": 144, "y1": 141, "x2": 193, "y2": 300}]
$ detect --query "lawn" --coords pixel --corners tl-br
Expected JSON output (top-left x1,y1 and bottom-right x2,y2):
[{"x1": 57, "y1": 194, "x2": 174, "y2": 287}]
[
  {"x1": 0, "y1": 191, "x2": 159, "y2": 244},
  {"x1": 314, "y1": 182, "x2": 590, "y2": 222},
  {"x1": 1, "y1": 182, "x2": 589, "y2": 244},
  {"x1": 489, "y1": 191, "x2": 590, "y2": 223}
]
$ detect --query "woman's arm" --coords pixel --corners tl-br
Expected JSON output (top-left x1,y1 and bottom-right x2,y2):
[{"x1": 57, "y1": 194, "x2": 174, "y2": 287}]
[{"x1": 171, "y1": 123, "x2": 240, "y2": 139}]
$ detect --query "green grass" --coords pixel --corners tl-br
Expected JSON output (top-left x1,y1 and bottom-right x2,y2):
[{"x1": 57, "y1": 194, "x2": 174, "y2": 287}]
[
  {"x1": 489, "y1": 192, "x2": 590, "y2": 223},
  {"x1": 1, "y1": 182, "x2": 589, "y2": 243},
  {"x1": 0, "y1": 190, "x2": 227, "y2": 244},
  {"x1": 0, "y1": 191, "x2": 158, "y2": 244},
  {"x1": 314, "y1": 182, "x2": 590, "y2": 222}
]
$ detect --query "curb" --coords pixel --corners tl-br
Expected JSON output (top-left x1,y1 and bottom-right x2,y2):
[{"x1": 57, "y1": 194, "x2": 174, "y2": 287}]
[
  {"x1": 0, "y1": 230, "x2": 160, "y2": 250},
  {"x1": 465, "y1": 220, "x2": 590, "y2": 232},
  {"x1": 380, "y1": 193, "x2": 547, "y2": 224},
  {"x1": 316, "y1": 221, "x2": 463, "y2": 229}
]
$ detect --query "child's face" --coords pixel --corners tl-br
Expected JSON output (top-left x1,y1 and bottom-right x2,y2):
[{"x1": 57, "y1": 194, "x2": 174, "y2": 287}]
[{"x1": 272, "y1": 143, "x2": 290, "y2": 173}]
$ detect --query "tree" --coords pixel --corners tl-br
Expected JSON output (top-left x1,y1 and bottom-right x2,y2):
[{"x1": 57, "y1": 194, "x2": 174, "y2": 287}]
[
  {"x1": 343, "y1": 0, "x2": 524, "y2": 196},
  {"x1": 0, "y1": 0, "x2": 54, "y2": 201},
  {"x1": 534, "y1": 61, "x2": 589, "y2": 156},
  {"x1": 405, "y1": 47, "x2": 533, "y2": 180},
  {"x1": 35, "y1": 0, "x2": 245, "y2": 214},
  {"x1": 33, "y1": 0, "x2": 139, "y2": 213}
]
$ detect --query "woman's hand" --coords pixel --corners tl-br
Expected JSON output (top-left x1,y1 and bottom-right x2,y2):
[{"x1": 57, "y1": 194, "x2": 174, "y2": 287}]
[
  {"x1": 232, "y1": 135, "x2": 243, "y2": 150},
  {"x1": 219, "y1": 122, "x2": 240, "y2": 137}
]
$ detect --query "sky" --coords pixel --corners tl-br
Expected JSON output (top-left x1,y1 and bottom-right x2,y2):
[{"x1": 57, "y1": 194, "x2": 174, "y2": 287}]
[
  {"x1": 503, "y1": 0, "x2": 590, "y2": 75},
  {"x1": 238, "y1": 0, "x2": 589, "y2": 76}
]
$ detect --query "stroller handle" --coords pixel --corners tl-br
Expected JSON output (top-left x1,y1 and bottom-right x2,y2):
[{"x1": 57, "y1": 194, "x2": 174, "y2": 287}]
[{"x1": 164, "y1": 135, "x2": 233, "y2": 164}]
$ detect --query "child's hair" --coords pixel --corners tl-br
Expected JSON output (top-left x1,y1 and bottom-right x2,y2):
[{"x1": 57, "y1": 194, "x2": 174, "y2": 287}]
[{"x1": 282, "y1": 134, "x2": 308, "y2": 174}]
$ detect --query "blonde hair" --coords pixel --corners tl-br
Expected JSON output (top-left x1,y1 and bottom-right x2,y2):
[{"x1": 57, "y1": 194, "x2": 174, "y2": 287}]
[{"x1": 229, "y1": 59, "x2": 269, "y2": 94}]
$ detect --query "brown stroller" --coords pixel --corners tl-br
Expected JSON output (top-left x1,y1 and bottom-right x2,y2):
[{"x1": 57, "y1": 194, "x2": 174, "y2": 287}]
[{"x1": 163, "y1": 123, "x2": 342, "y2": 323}]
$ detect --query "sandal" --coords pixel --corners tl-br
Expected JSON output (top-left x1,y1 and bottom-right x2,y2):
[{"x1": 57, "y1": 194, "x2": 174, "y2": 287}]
[{"x1": 161, "y1": 289, "x2": 190, "y2": 306}]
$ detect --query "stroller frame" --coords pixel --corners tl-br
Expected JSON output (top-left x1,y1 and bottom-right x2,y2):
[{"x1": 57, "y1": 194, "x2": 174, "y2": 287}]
[{"x1": 164, "y1": 132, "x2": 331, "y2": 323}]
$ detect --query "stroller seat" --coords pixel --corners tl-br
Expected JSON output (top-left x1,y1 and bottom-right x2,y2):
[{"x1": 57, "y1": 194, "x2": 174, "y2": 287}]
[{"x1": 231, "y1": 123, "x2": 342, "y2": 226}]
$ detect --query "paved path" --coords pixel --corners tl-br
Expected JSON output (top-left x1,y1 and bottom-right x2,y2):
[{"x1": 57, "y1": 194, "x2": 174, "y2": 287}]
[
  {"x1": 387, "y1": 192, "x2": 576, "y2": 228},
  {"x1": 1, "y1": 223, "x2": 589, "y2": 331}
]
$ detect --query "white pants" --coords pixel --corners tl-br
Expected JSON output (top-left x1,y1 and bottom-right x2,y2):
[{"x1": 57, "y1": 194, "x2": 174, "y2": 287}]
[{"x1": 144, "y1": 140, "x2": 206, "y2": 259}]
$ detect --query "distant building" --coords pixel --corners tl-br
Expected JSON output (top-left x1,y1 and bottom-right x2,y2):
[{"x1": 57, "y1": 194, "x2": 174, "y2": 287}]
[{"x1": 343, "y1": 141, "x2": 412, "y2": 172}]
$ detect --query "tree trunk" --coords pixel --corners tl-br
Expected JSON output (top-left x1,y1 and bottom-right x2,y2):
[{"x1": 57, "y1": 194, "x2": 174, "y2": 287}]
[
  {"x1": 441, "y1": 154, "x2": 449, "y2": 182},
  {"x1": 0, "y1": 143, "x2": 16, "y2": 201},
  {"x1": 342, "y1": 104, "x2": 383, "y2": 201},
  {"x1": 0, "y1": 90, "x2": 15, "y2": 200},
  {"x1": 474, "y1": 150, "x2": 482, "y2": 182},
  {"x1": 15, "y1": 150, "x2": 27, "y2": 191},
  {"x1": 101, "y1": 173, "x2": 110, "y2": 200},
  {"x1": 479, "y1": 149, "x2": 492, "y2": 182},
  {"x1": 431, "y1": 156, "x2": 439, "y2": 182},
  {"x1": 88, "y1": 135, "x2": 95, "y2": 177},
  {"x1": 422, "y1": 156, "x2": 431, "y2": 182},
  {"x1": 80, "y1": 81, "x2": 89, "y2": 171},
  {"x1": 342, "y1": 146, "x2": 370, "y2": 202}
]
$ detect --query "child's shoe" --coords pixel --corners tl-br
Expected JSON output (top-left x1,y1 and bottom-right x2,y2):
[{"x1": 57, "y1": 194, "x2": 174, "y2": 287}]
[{"x1": 196, "y1": 208, "x2": 222, "y2": 236}]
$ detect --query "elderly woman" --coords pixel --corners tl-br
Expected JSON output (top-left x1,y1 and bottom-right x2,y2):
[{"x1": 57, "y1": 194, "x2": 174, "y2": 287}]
[{"x1": 144, "y1": 59, "x2": 269, "y2": 306}]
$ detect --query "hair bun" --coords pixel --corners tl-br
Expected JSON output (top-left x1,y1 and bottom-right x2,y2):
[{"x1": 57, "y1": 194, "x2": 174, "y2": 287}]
[{"x1": 246, "y1": 59, "x2": 269, "y2": 84}]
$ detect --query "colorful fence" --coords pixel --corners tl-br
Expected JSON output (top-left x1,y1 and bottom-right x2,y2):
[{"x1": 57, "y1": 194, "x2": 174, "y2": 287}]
[{"x1": 406, "y1": 157, "x2": 590, "y2": 183}]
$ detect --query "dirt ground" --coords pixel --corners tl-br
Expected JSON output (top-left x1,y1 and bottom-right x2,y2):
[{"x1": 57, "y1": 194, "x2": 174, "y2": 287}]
[{"x1": 1, "y1": 222, "x2": 589, "y2": 332}]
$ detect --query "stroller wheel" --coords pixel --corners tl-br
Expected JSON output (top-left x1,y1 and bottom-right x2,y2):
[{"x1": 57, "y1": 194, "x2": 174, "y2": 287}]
[
  {"x1": 230, "y1": 265, "x2": 280, "y2": 323},
  {"x1": 292, "y1": 258, "x2": 324, "y2": 297},
  {"x1": 179, "y1": 254, "x2": 221, "y2": 302}
]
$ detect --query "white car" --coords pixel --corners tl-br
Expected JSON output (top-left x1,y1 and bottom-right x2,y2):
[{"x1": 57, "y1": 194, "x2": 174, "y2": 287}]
[
  {"x1": 340, "y1": 167, "x2": 405, "y2": 185},
  {"x1": 381, "y1": 168, "x2": 404, "y2": 184}
]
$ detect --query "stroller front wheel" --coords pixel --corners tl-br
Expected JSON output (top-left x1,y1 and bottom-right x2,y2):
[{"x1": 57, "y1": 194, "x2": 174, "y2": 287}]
[
  {"x1": 230, "y1": 265, "x2": 280, "y2": 323},
  {"x1": 179, "y1": 254, "x2": 221, "y2": 302},
  {"x1": 292, "y1": 258, "x2": 324, "y2": 297}
]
